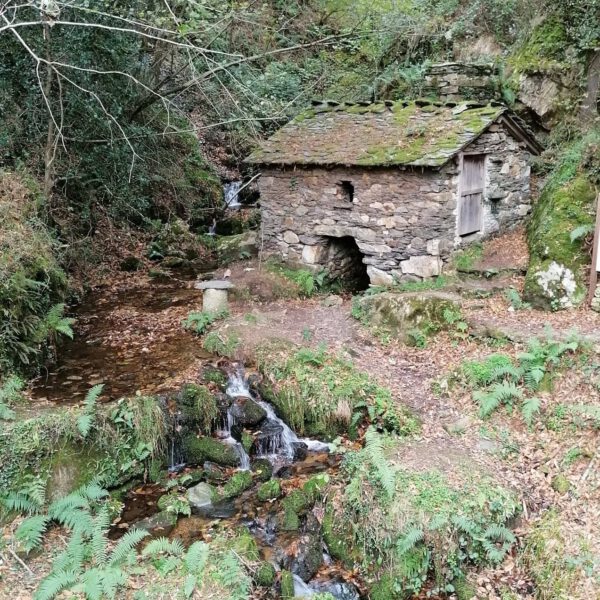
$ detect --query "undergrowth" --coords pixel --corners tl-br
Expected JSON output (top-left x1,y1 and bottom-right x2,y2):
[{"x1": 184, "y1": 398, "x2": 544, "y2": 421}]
[
  {"x1": 182, "y1": 309, "x2": 228, "y2": 335},
  {"x1": 256, "y1": 342, "x2": 419, "y2": 438},
  {"x1": 458, "y1": 335, "x2": 580, "y2": 423},
  {"x1": 5, "y1": 482, "x2": 257, "y2": 600},
  {"x1": 335, "y1": 429, "x2": 520, "y2": 597}
]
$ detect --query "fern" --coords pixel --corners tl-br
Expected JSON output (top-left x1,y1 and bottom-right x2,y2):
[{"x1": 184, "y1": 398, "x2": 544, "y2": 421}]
[
  {"x1": 34, "y1": 569, "x2": 79, "y2": 600},
  {"x1": 521, "y1": 397, "x2": 541, "y2": 425},
  {"x1": 44, "y1": 304, "x2": 76, "y2": 340},
  {"x1": 451, "y1": 514, "x2": 477, "y2": 536},
  {"x1": 184, "y1": 541, "x2": 210, "y2": 575},
  {"x1": 396, "y1": 527, "x2": 425, "y2": 555},
  {"x1": 77, "y1": 384, "x2": 104, "y2": 438},
  {"x1": 15, "y1": 514, "x2": 50, "y2": 551},
  {"x1": 142, "y1": 537, "x2": 184, "y2": 557},
  {"x1": 364, "y1": 427, "x2": 396, "y2": 500},
  {"x1": 109, "y1": 528, "x2": 148, "y2": 566}
]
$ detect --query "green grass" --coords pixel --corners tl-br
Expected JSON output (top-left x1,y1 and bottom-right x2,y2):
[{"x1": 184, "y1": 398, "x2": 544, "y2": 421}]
[{"x1": 256, "y1": 342, "x2": 419, "y2": 438}]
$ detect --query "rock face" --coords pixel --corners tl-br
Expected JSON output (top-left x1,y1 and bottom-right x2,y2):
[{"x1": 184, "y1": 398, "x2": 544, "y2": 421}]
[
  {"x1": 356, "y1": 291, "x2": 461, "y2": 343},
  {"x1": 256, "y1": 124, "x2": 533, "y2": 285},
  {"x1": 524, "y1": 176, "x2": 595, "y2": 310},
  {"x1": 421, "y1": 62, "x2": 501, "y2": 103}
]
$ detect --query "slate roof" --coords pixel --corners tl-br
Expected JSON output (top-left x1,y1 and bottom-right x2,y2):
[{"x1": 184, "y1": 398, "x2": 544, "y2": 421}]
[{"x1": 246, "y1": 100, "x2": 541, "y2": 168}]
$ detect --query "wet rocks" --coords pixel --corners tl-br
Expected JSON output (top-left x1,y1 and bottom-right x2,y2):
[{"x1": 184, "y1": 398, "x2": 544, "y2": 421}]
[
  {"x1": 182, "y1": 435, "x2": 240, "y2": 467},
  {"x1": 221, "y1": 471, "x2": 253, "y2": 499},
  {"x1": 257, "y1": 479, "x2": 282, "y2": 502},
  {"x1": 288, "y1": 532, "x2": 323, "y2": 581},
  {"x1": 131, "y1": 511, "x2": 177, "y2": 537},
  {"x1": 251, "y1": 458, "x2": 273, "y2": 481},
  {"x1": 229, "y1": 397, "x2": 267, "y2": 426},
  {"x1": 187, "y1": 482, "x2": 237, "y2": 518},
  {"x1": 291, "y1": 441, "x2": 308, "y2": 462},
  {"x1": 311, "y1": 579, "x2": 361, "y2": 600}
]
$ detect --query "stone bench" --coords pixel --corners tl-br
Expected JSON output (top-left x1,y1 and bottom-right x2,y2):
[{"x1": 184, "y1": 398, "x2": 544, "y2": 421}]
[{"x1": 194, "y1": 280, "x2": 235, "y2": 313}]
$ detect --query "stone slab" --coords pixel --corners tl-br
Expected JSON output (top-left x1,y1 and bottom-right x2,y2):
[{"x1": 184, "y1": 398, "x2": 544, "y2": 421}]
[{"x1": 195, "y1": 280, "x2": 235, "y2": 290}]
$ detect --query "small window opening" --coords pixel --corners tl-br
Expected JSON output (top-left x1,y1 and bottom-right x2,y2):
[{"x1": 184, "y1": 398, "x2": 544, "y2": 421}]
[{"x1": 337, "y1": 180, "x2": 354, "y2": 203}]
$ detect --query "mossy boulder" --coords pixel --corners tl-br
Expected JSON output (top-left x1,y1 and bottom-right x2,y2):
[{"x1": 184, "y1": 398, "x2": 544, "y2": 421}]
[
  {"x1": 355, "y1": 291, "x2": 461, "y2": 344},
  {"x1": 289, "y1": 532, "x2": 323, "y2": 581},
  {"x1": 251, "y1": 458, "x2": 273, "y2": 482},
  {"x1": 182, "y1": 435, "x2": 240, "y2": 467},
  {"x1": 230, "y1": 397, "x2": 267, "y2": 427},
  {"x1": 217, "y1": 231, "x2": 258, "y2": 264},
  {"x1": 221, "y1": 471, "x2": 253, "y2": 499},
  {"x1": 255, "y1": 561, "x2": 276, "y2": 587},
  {"x1": 257, "y1": 479, "x2": 282, "y2": 502},
  {"x1": 551, "y1": 474, "x2": 571, "y2": 494},
  {"x1": 524, "y1": 176, "x2": 595, "y2": 310},
  {"x1": 178, "y1": 384, "x2": 219, "y2": 434}
]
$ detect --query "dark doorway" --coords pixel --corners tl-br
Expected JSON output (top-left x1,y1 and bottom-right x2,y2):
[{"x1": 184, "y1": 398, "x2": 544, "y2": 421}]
[{"x1": 325, "y1": 236, "x2": 370, "y2": 292}]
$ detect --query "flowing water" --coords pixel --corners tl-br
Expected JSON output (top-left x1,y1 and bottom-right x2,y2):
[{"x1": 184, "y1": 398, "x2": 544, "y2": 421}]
[{"x1": 224, "y1": 181, "x2": 243, "y2": 209}]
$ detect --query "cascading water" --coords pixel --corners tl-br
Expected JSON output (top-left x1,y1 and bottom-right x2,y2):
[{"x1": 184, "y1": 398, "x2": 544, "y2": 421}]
[
  {"x1": 224, "y1": 181, "x2": 242, "y2": 209},
  {"x1": 225, "y1": 367, "x2": 330, "y2": 462}
]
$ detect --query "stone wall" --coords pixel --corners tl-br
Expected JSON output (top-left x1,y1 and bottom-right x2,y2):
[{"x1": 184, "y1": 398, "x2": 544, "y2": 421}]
[
  {"x1": 422, "y1": 63, "x2": 500, "y2": 103},
  {"x1": 258, "y1": 122, "x2": 532, "y2": 285}
]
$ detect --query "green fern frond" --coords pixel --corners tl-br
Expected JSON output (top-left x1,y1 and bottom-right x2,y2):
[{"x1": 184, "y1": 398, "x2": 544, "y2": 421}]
[
  {"x1": 1, "y1": 492, "x2": 40, "y2": 515},
  {"x1": 34, "y1": 569, "x2": 79, "y2": 600},
  {"x1": 15, "y1": 515, "x2": 50, "y2": 552},
  {"x1": 490, "y1": 364, "x2": 523, "y2": 383},
  {"x1": 396, "y1": 527, "x2": 425, "y2": 555},
  {"x1": 474, "y1": 390, "x2": 502, "y2": 418},
  {"x1": 484, "y1": 524, "x2": 516, "y2": 543},
  {"x1": 364, "y1": 427, "x2": 396, "y2": 500},
  {"x1": 109, "y1": 528, "x2": 148, "y2": 566},
  {"x1": 523, "y1": 366, "x2": 545, "y2": 390},
  {"x1": 142, "y1": 537, "x2": 184, "y2": 558},
  {"x1": 521, "y1": 397, "x2": 541, "y2": 425},
  {"x1": 451, "y1": 514, "x2": 477, "y2": 536},
  {"x1": 184, "y1": 541, "x2": 210, "y2": 576},
  {"x1": 184, "y1": 574, "x2": 197, "y2": 598}
]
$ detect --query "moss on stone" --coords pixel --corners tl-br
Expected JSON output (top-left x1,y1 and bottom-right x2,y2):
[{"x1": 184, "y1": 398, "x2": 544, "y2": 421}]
[
  {"x1": 178, "y1": 383, "x2": 219, "y2": 434},
  {"x1": 255, "y1": 561, "x2": 276, "y2": 587},
  {"x1": 280, "y1": 570, "x2": 295, "y2": 598},
  {"x1": 524, "y1": 175, "x2": 595, "y2": 310},
  {"x1": 182, "y1": 435, "x2": 240, "y2": 467},
  {"x1": 241, "y1": 431, "x2": 254, "y2": 454},
  {"x1": 220, "y1": 470, "x2": 253, "y2": 499},
  {"x1": 322, "y1": 504, "x2": 357, "y2": 566},
  {"x1": 251, "y1": 458, "x2": 273, "y2": 482},
  {"x1": 257, "y1": 479, "x2": 282, "y2": 502}
]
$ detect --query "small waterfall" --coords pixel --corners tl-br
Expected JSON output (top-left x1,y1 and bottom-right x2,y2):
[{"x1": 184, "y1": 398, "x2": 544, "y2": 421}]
[
  {"x1": 222, "y1": 436, "x2": 251, "y2": 471},
  {"x1": 224, "y1": 367, "x2": 329, "y2": 463},
  {"x1": 224, "y1": 181, "x2": 242, "y2": 209},
  {"x1": 256, "y1": 399, "x2": 298, "y2": 460}
]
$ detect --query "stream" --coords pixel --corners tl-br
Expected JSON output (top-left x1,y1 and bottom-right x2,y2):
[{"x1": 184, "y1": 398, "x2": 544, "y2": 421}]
[
  {"x1": 31, "y1": 272, "x2": 362, "y2": 598},
  {"x1": 113, "y1": 369, "x2": 360, "y2": 599}
]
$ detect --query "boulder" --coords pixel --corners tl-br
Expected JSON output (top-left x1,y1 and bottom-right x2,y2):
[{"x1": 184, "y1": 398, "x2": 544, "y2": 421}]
[
  {"x1": 400, "y1": 255, "x2": 442, "y2": 278},
  {"x1": 217, "y1": 231, "x2": 258, "y2": 264},
  {"x1": 230, "y1": 397, "x2": 267, "y2": 427},
  {"x1": 182, "y1": 435, "x2": 241, "y2": 467},
  {"x1": 366, "y1": 266, "x2": 394, "y2": 286},
  {"x1": 187, "y1": 481, "x2": 237, "y2": 518},
  {"x1": 131, "y1": 511, "x2": 177, "y2": 537},
  {"x1": 356, "y1": 291, "x2": 461, "y2": 343},
  {"x1": 288, "y1": 532, "x2": 323, "y2": 581},
  {"x1": 291, "y1": 442, "x2": 308, "y2": 462}
]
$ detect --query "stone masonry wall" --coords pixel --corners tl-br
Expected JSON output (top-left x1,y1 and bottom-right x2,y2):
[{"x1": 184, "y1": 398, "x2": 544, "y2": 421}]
[
  {"x1": 422, "y1": 63, "x2": 501, "y2": 103},
  {"x1": 258, "y1": 122, "x2": 532, "y2": 284},
  {"x1": 459, "y1": 124, "x2": 532, "y2": 244}
]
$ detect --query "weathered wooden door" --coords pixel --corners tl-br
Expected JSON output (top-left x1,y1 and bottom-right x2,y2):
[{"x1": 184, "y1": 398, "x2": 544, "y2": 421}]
[{"x1": 458, "y1": 155, "x2": 485, "y2": 236}]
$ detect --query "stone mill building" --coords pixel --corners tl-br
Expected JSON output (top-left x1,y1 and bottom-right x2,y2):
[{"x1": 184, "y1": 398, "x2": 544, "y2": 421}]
[{"x1": 246, "y1": 99, "x2": 541, "y2": 287}]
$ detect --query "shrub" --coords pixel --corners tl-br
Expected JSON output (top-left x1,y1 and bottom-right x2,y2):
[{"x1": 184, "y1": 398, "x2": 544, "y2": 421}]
[{"x1": 0, "y1": 172, "x2": 70, "y2": 376}]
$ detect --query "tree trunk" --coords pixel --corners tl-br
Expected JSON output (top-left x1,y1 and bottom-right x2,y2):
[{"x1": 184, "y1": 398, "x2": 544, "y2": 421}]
[{"x1": 43, "y1": 23, "x2": 56, "y2": 200}]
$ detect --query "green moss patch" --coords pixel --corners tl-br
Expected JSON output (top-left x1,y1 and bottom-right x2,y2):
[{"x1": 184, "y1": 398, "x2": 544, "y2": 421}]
[
  {"x1": 182, "y1": 435, "x2": 240, "y2": 467},
  {"x1": 524, "y1": 175, "x2": 595, "y2": 309},
  {"x1": 255, "y1": 342, "x2": 418, "y2": 439},
  {"x1": 327, "y1": 435, "x2": 520, "y2": 597}
]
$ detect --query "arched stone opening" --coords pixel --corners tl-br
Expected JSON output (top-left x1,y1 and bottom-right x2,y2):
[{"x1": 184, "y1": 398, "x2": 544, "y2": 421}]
[{"x1": 323, "y1": 236, "x2": 370, "y2": 292}]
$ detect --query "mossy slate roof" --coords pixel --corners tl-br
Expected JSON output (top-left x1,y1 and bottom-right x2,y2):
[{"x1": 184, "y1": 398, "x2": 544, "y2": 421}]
[{"x1": 246, "y1": 100, "x2": 540, "y2": 168}]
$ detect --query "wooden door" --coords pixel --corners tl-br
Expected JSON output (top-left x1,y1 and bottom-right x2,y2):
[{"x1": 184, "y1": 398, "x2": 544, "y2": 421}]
[{"x1": 458, "y1": 155, "x2": 485, "y2": 236}]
